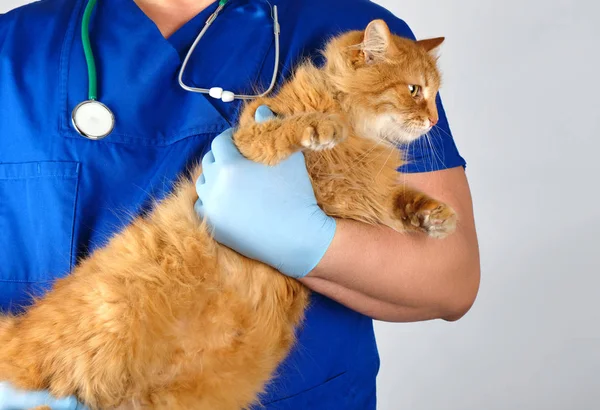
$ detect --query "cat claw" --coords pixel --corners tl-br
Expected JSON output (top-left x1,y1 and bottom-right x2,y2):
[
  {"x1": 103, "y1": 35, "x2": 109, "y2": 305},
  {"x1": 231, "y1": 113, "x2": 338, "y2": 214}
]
[
  {"x1": 407, "y1": 203, "x2": 457, "y2": 239},
  {"x1": 420, "y1": 205, "x2": 457, "y2": 238},
  {"x1": 301, "y1": 116, "x2": 347, "y2": 151}
]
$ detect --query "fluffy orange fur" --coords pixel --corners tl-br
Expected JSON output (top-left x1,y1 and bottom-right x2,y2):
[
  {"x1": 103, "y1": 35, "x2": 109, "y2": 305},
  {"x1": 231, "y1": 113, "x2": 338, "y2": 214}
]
[{"x1": 0, "y1": 20, "x2": 455, "y2": 409}]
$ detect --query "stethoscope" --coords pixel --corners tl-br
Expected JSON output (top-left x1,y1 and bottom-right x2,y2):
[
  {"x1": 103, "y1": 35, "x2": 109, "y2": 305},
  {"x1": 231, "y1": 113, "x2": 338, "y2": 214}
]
[{"x1": 72, "y1": 0, "x2": 281, "y2": 140}]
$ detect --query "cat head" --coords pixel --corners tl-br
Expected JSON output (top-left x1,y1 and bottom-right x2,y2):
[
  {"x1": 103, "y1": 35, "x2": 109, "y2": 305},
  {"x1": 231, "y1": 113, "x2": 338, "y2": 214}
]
[{"x1": 324, "y1": 20, "x2": 445, "y2": 145}]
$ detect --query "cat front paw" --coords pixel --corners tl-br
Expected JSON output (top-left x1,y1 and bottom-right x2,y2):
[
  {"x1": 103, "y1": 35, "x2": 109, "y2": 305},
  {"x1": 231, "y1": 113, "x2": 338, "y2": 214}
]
[
  {"x1": 406, "y1": 200, "x2": 457, "y2": 239},
  {"x1": 301, "y1": 115, "x2": 348, "y2": 151}
]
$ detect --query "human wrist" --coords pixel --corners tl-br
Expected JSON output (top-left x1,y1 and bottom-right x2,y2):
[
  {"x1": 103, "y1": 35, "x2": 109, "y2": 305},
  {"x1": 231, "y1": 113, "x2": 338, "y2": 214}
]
[
  {"x1": 303, "y1": 217, "x2": 350, "y2": 280},
  {"x1": 281, "y1": 212, "x2": 336, "y2": 279}
]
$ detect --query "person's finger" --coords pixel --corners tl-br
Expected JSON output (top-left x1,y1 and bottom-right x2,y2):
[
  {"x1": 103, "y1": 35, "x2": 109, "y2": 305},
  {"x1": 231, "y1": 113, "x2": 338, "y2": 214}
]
[
  {"x1": 201, "y1": 150, "x2": 215, "y2": 167},
  {"x1": 195, "y1": 172, "x2": 207, "y2": 196},
  {"x1": 196, "y1": 163, "x2": 210, "y2": 202},
  {"x1": 210, "y1": 129, "x2": 243, "y2": 161},
  {"x1": 255, "y1": 105, "x2": 276, "y2": 123},
  {"x1": 193, "y1": 198, "x2": 205, "y2": 218},
  {"x1": 200, "y1": 150, "x2": 215, "y2": 181}
]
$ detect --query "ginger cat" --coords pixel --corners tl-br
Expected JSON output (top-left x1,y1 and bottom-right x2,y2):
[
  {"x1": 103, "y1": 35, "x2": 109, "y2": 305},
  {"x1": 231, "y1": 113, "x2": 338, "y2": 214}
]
[{"x1": 0, "y1": 20, "x2": 456, "y2": 410}]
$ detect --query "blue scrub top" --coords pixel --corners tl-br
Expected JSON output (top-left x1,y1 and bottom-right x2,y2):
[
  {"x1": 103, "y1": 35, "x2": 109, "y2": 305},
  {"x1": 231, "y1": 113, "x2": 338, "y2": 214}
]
[{"x1": 0, "y1": 0, "x2": 465, "y2": 408}]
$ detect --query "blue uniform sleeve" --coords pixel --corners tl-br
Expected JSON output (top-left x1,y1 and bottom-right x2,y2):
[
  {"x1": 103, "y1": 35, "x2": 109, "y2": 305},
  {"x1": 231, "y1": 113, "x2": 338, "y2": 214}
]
[
  {"x1": 0, "y1": 14, "x2": 7, "y2": 51},
  {"x1": 303, "y1": 0, "x2": 467, "y2": 173}
]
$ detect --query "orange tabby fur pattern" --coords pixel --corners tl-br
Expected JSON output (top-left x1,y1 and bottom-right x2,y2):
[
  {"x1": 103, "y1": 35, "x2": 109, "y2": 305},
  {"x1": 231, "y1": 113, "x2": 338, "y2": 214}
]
[{"x1": 0, "y1": 20, "x2": 456, "y2": 409}]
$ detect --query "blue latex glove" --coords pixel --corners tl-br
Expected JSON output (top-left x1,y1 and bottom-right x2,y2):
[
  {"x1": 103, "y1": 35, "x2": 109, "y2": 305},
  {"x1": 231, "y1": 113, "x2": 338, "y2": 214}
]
[
  {"x1": 195, "y1": 106, "x2": 336, "y2": 278},
  {"x1": 0, "y1": 381, "x2": 86, "y2": 410}
]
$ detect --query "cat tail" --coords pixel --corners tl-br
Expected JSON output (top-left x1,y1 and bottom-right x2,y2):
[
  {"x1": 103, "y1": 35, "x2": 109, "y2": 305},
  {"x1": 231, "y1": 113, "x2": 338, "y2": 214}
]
[
  {"x1": 0, "y1": 315, "x2": 15, "y2": 341},
  {"x1": 0, "y1": 315, "x2": 18, "y2": 363},
  {"x1": 0, "y1": 315, "x2": 40, "y2": 388}
]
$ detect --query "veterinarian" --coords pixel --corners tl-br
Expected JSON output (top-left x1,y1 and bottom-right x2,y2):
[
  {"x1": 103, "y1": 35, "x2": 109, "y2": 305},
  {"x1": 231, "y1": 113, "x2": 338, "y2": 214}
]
[{"x1": 0, "y1": 0, "x2": 480, "y2": 408}]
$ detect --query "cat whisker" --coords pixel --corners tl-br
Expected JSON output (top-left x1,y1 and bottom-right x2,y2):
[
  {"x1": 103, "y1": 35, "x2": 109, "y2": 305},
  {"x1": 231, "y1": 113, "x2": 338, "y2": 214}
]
[
  {"x1": 356, "y1": 150, "x2": 383, "y2": 172},
  {"x1": 397, "y1": 143, "x2": 410, "y2": 189},
  {"x1": 356, "y1": 140, "x2": 384, "y2": 162},
  {"x1": 354, "y1": 137, "x2": 389, "y2": 169},
  {"x1": 416, "y1": 129, "x2": 425, "y2": 168},
  {"x1": 424, "y1": 132, "x2": 443, "y2": 171},
  {"x1": 306, "y1": 153, "x2": 326, "y2": 174},
  {"x1": 425, "y1": 133, "x2": 438, "y2": 171},
  {"x1": 428, "y1": 128, "x2": 447, "y2": 170},
  {"x1": 432, "y1": 124, "x2": 452, "y2": 139},
  {"x1": 374, "y1": 145, "x2": 396, "y2": 180}
]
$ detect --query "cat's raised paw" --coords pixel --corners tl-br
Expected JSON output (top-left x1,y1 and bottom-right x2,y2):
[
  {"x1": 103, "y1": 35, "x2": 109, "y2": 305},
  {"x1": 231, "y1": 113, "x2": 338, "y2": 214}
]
[
  {"x1": 407, "y1": 200, "x2": 457, "y2": 239},
  {"x1": 301, "y1": 115, "x2": 347, "y2": 151}
]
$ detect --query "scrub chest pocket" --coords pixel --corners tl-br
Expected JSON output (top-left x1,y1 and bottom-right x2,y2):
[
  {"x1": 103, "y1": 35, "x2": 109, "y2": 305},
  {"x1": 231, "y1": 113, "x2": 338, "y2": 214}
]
[{"x1": 0, "y1": 162, "x2": 80, "y2": 312}]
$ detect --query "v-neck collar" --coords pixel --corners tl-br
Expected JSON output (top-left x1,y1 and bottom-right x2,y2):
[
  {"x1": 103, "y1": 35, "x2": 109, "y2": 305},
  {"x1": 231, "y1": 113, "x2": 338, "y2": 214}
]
[
  {"x1": 58, "y1": 0, "x2": 275, "y2": 146},
  {"x1": 121, "y1": 0, "x2": 225, "y2": 60},
  {"x1": 166, "y1": 1, "x2": 222, "y2": 59}
]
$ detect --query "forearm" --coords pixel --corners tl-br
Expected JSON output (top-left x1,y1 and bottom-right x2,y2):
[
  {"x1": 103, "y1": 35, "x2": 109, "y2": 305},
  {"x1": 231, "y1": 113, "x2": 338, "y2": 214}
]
[
  {"x1": 301, "y1": 275, "x2": 445, "y2": 322},
  {"x1": 303, "y1": 215, "x2": 480, "y2": 322}
]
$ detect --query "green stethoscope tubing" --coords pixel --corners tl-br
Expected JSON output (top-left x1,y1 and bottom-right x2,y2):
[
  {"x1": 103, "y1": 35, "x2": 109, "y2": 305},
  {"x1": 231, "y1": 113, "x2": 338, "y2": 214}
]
[
  {"x1": 82, "y1": 0, "x2": 98, "y2": 101},
  {"x1": 72, "y1": 0, "x2": 114, "y2": 140}
]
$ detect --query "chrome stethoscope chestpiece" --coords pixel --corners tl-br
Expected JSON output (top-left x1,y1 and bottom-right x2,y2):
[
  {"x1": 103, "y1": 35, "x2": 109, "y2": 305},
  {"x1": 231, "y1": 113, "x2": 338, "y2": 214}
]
[{"x1": 71, "y1": 100, "x2": 115, "y2": 140}]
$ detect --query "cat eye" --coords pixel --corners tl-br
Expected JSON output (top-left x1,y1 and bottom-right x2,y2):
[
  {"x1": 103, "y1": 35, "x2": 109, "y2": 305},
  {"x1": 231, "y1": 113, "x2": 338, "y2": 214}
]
[{"x1": 408, "y1": 84, "x2": 421, "y2": 97}]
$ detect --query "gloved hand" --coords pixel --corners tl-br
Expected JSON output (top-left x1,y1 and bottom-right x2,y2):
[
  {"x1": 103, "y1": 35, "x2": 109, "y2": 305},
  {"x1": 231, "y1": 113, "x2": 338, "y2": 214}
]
[
  {"x1": 0, "y1": 381, "x2": 86, "y2": 410},
  {"x1": 195, "y1": 106, "x2": 336, "y2": 278}
]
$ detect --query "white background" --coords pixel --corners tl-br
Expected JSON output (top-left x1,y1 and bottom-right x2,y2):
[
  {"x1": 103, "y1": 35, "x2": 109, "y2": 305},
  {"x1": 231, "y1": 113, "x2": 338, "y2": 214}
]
[{"x1": 2, "y1": 1, "x2": 600, "y2": 409}]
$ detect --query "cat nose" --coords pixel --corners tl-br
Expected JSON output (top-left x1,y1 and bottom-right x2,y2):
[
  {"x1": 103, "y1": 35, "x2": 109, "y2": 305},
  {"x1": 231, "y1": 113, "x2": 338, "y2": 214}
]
[{"x1": 429, "y1": 117, "x2": 438, "y2": 127}]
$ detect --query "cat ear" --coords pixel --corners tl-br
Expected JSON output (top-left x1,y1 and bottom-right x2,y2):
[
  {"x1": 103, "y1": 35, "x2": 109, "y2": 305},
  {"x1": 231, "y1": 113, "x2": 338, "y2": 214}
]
[
  {"x1": 362, "y1": 19, "x2": 392, "y2": 63},
  {"x1": 415, "y1": 37, "x2": 445, "y2": 55}
]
